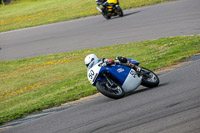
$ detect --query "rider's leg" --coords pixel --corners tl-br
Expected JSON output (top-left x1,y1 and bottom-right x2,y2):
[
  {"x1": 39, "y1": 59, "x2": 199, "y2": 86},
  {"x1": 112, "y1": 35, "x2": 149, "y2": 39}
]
[
  {"x1": 115, "y1": 57, "x2": 141, "y2": 72},
  {"x1": 102, "y1": 2, "x2": 108, "y2": 14},
  {"x1": 128, "y1": 63, "x2": 141, "y2": 72}
]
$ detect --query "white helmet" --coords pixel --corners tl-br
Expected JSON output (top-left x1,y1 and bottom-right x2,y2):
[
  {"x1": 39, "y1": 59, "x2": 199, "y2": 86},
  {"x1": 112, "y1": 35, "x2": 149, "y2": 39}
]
[{"x1": 84, "y1": 54, "x2": 98, "y2": 67}]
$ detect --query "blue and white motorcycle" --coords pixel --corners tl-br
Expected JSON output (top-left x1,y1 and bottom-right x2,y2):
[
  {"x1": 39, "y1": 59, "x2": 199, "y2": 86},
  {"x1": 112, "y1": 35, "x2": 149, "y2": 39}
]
[{"x1": 87, "y1": 58, "x2": 159, "y2": 99}]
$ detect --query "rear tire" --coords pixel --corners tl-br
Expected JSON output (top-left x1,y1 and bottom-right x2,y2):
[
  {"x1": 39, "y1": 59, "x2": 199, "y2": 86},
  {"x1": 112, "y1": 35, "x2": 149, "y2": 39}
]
[
  {"x1": 141, "y1": 67, "x2": 159, "y2": 88},
  {"x1": 96, "y1": 81, "x2": 125, "y2": 99}
]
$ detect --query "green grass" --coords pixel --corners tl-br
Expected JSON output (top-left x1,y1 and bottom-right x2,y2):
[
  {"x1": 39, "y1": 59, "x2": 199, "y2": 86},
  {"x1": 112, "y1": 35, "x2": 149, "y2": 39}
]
[
  {"x1": 0, "y1": 35, "x2": 200, "y2": 125},
  {"x1": 0, "y1": 0, "x2": 174, "y2": 32}
]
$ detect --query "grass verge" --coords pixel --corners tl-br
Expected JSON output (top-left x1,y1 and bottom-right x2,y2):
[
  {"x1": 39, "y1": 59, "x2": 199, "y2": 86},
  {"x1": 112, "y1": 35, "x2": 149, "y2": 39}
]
[
  {"x1": 0, "y1": 0, "x2": 174, "y2": 32},
  {"x1": 0, "y1": 35, "x2": 200, "y2": 125}
]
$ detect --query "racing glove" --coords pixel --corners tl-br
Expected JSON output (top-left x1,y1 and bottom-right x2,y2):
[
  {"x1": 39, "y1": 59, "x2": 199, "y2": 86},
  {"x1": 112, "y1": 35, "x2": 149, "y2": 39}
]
[{"x1": 102, "y1": 58, "x2": 113, "y2": 67}]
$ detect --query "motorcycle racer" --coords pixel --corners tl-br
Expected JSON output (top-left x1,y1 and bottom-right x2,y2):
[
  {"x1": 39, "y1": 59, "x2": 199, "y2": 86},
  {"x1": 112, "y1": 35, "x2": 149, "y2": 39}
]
[
  {"x1": 85, "y1": 54, "x2": 159, "y2": 99},
  {"x1": 84, "y1": 54, "x2": 141, "y2": 72},
  {"x1": 96, "y1": 0, "x2": 119, "y2": 5},
  {"x1": 95, "y1": 0, "x2": 123, "y2": 19},
  {"x1": 96, "y1": 0, "x2": 119, "y2": 14}
]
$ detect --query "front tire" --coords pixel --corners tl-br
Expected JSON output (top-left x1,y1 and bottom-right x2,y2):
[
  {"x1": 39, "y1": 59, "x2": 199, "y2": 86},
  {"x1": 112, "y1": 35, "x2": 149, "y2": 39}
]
[
  {"x1": 117, "y1": 7, "x2": 123, "y2": 17},
  {"x1": 141, "y1": 67, "x2": 159, "y2": 88},
  {"x1": 96, "y1": 81, "x2": 125, "y2": 99},
  {"x1": 103, "y1": 14, "x2": 111, "y2": 20}
]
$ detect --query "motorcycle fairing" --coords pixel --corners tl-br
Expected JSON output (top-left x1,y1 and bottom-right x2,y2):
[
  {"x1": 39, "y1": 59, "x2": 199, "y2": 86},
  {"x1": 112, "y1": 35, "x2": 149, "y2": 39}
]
[
  {"x1": 127, "y1": 58, "x2": 140, "y2": 66},
  {"x1": 122, "y1": 69, "x2": 142, "y2": 92},
  {"x1": 87, "y1": 58, "x2": 141, "y2": 89},
  {"x1": 97, "y1": 65, "x2": 141, "y2": 92},
  {"x1": 87, "y1": 62, "x2": 102, "y2": 85},
  {"x1": 101, "y1": 65, "x2": 131, "y2": 86},
  {"x1": 101, "y1": 65, "x2": 141, "y2": 92}
]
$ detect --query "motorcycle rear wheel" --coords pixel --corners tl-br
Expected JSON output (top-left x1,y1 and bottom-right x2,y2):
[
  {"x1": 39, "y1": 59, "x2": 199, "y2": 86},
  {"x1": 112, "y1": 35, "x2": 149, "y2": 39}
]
[
  {"x1": 96, "y1": 81, "x2": 125, "y2": 99},
  {"x1": 141, "y1": 67, "x2": 159, "y2": 88}
]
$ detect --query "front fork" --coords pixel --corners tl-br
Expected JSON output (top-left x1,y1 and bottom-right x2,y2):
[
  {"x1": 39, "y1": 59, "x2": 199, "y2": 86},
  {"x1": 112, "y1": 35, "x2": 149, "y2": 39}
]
[{"x1": 102, "y1": 73, "x2": 116, "y2": 87}]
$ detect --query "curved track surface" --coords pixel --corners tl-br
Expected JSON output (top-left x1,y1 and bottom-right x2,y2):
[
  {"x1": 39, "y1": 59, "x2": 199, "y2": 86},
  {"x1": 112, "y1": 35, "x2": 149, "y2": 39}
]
[
  {"x1": 1, "y1": 55, "x2": 200, "y2": 133},
  {"x1": 0, "y1": 0, "x2": 200, "y2": 61}
]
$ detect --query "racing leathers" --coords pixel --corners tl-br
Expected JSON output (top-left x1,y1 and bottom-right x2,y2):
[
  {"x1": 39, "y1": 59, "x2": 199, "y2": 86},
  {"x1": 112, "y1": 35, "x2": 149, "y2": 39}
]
[
  {"x1": 96, "y1": 0, "x2": 107, "y2": 6},
  {"x1": 102, "y1": 57, "x2": 141, "y2": 72}
]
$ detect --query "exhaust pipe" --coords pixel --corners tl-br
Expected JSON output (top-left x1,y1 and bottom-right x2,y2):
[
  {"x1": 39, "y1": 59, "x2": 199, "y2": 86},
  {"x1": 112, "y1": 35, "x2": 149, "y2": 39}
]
[{"x1": 96, "y1": 7, "x2": 102, "y2": 13}]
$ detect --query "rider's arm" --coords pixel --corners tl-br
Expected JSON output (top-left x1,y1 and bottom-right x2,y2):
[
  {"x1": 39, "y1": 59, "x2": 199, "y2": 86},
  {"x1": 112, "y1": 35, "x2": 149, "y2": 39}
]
[
  {"x1": 115, "y1": 57, "x2": 141, "y2": 72},
  {"x1": 115, "y1": 56, "x2": 135, "y2": 68},
  {"x1": 96, "y1": 0, "x2": 101, "y2": 6},
  {"x1": 102, "y1": 58, "x2": 114, "y2": 67}
]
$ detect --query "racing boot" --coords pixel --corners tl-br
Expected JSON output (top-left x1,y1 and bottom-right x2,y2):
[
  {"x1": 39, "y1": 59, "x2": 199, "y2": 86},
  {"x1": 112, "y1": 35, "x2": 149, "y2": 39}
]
[
  {"x1": 115, "y1": 57, "x2": 128, "y2": 64},
  {"x1": 115, "y1": 56, "x2": 141, "y2": 73},
  {"x1": 128, "y1": 62, "x2": 141, "y2": 74}
]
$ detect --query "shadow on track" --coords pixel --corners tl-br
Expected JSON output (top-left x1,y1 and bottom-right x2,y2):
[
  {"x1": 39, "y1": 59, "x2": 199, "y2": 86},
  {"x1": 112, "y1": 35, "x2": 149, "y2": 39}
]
[
  {"x1": 126, "y1": 82, "x2": 170, "y2": 96},
  {"x1": 98, "y1": 82, "x2": 170, "y2": 101},
  {"x1": 107, "y1": 11, "x2": 141, "y2": 20},
  {"x1": 123, "y1": 11, "x2": 141, "y2": 17}
]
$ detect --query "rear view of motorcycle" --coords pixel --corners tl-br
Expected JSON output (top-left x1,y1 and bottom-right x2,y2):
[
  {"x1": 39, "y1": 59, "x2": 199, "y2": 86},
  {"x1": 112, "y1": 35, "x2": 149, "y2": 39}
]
[{"x1": 96, "y1": 0, "x2": 123, "y2": 19}]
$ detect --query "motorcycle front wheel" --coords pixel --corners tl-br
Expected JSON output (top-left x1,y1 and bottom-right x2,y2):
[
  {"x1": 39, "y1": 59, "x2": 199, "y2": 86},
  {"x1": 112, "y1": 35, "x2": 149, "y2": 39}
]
[
  {"x1": 141, "y1": 67, "x2": 159, "y2": 88},
  {"x1": 103, "y1": 14, "x2": 111, "y2": 20},
  {"x1": 96, "y1": 81, "x2": 125, "y2": 99},
  {"x1": 117, "y1": 7, "x2": 123, "y2": 17}
]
